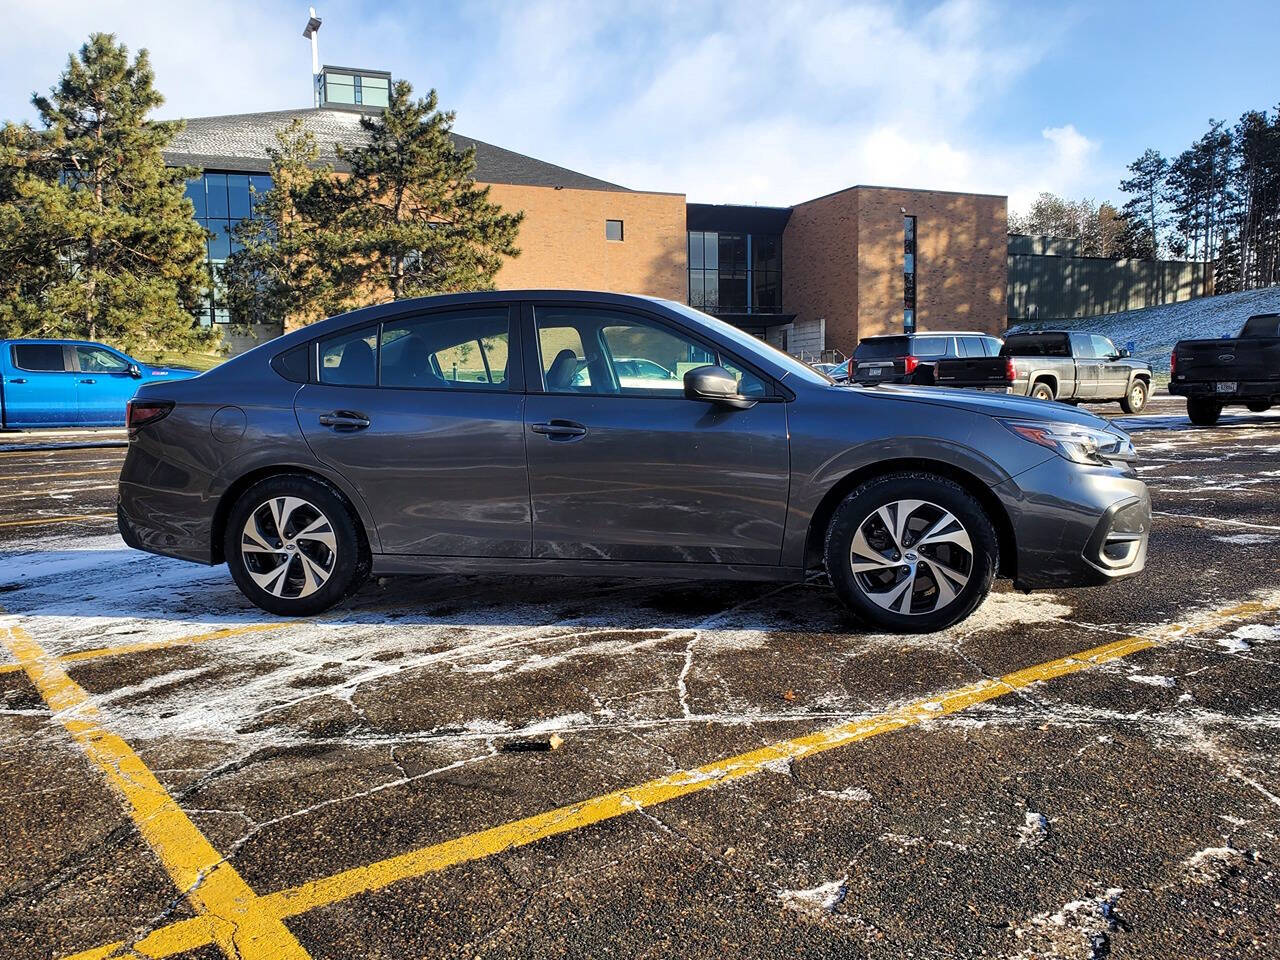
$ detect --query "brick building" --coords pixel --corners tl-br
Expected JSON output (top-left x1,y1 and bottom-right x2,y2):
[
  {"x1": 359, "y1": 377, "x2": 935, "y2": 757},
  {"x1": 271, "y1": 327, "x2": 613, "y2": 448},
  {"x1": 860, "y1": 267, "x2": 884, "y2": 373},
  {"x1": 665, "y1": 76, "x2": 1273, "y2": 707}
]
[{"x1": 166, "y1": 64, "x2": 1008, "y2": 359}]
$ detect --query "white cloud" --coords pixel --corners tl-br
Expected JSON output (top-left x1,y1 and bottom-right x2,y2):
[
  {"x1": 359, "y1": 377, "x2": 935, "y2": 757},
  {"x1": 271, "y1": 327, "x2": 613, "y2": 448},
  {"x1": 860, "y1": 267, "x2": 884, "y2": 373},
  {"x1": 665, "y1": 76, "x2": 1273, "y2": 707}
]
[{"x1": 0, "y1": 0, "x2": 1113, "y2": 208}]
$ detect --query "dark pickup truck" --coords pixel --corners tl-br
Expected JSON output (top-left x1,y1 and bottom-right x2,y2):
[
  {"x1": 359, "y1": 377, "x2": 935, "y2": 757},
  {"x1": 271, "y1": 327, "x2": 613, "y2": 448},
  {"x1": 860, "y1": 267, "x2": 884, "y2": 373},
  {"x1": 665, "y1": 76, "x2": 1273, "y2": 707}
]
[
  {"x1": 1169, "y1": 313, "x2": 1280, "y2": 425},
  {"x1": 932, "y1": 331, "x2": 1154, "y2": 413}
]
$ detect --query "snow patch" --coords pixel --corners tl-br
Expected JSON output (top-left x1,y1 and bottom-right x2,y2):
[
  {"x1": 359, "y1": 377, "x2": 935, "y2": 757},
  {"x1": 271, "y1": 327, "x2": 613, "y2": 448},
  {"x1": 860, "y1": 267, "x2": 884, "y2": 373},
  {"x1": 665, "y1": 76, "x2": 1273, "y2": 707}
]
[
  {"x1": 818, "y1": 786, "x2": 872, "y2": 802},
  {"x1": 1128, "y1": 674, "x2": 1176, "y2": 688},
  {"x1": 777, "y1": 878, "x2": 847, "y2": 914},
  {"x1": 1018, "y1": 811, "x2": 1049, "y2": 846}
]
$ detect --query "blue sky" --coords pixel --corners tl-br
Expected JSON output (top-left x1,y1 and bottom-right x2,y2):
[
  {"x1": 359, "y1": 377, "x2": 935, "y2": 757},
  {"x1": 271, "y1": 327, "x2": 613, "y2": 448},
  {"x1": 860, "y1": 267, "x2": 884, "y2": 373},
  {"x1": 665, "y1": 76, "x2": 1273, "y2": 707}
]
[{"x1": 1, "y1": 0, "x2": 1274, "y2": 212}]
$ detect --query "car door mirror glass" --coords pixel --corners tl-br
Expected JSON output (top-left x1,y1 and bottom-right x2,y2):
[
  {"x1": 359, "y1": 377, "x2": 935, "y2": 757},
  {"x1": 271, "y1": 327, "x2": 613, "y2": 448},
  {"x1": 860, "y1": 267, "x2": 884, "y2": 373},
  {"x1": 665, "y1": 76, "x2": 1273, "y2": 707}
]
[
  {"x1": 683, "y1": 365, "x2": 756, "y2": 409},
  {"x1": 128, "y1": 363, "x2": 142, "y2": 378}
]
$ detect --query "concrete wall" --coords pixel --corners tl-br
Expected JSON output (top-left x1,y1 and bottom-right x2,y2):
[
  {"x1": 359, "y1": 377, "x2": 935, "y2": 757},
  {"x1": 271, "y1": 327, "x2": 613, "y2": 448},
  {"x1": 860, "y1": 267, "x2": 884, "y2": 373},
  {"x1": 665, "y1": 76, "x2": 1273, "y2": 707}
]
[
  {"x1": 485, "y1": 184, "x2": 688, "y2": 301},
  {"x1": 783, "y1": 186, "x2": 1007, "y2": 357}
]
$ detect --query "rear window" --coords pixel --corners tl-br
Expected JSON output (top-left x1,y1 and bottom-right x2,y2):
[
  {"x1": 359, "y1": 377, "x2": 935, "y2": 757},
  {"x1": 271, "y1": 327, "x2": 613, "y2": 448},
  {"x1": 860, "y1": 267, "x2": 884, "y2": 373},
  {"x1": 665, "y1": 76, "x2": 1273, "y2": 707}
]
[
  {"x1": 855, "y1": 337, "x2": 910, "y2": 360},
  {"x1": 12, "y1": 344, "x2": 66, "y2": 371},
  {"x1": 1241, "y1": 315, "x2": 1280, "y2": 338},
  {"x1": 1002, "y1": 333, "x2": 1070, "y2": 358}
]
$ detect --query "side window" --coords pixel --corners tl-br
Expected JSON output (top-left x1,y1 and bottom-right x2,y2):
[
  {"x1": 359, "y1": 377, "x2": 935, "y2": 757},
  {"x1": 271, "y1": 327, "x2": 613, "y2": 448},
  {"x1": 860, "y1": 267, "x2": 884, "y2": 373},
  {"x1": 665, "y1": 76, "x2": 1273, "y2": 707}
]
[
  {"x1": 1092, "y1": 335, "x2": 1117, "y2": 359},
  {"x1": 319, "y1": 325, "x2": 378, "y2": 386},
  {"x1": 1070, "y1": 333, "x2": 1096, "y2": 358},
  {"x1": 76, "y1": 346, "x2": 129, "y2": 373},
  {"x1": 983, "y1": 337, "x2": 1002, "y2": 356},
  {"x1": 533, "y1": 306, "x2": 768, "y2": 398},
  {"x1": 912, "y1": 336, "x2": 948, "y2": 357},
  {"x1": 380, "y1": 308, "x2": 510, "y2": 389},
  {"x1": 12, "y1": 344, "x2": 67, "y2": 372},
  {"x1": 958, "y1": 337, "x2": 986, "y2": 358}
]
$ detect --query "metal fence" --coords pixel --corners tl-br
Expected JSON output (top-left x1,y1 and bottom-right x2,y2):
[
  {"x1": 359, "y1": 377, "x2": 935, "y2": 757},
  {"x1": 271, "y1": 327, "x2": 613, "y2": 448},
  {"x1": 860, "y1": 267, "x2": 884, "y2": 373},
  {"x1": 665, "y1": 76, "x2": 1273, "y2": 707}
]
[{"x1": 1008, "y1": 253, "x2": 1211, "y2": 322}]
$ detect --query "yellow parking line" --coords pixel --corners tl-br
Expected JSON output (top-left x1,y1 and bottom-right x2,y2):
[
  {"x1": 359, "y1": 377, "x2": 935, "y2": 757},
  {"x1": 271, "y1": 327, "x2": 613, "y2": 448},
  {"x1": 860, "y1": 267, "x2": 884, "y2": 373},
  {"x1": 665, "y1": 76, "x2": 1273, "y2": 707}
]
[
  {"x1": 0, "y1": 620, "x2": 311, "y2": 960},
  {"x1": 0, "y1": 513, "x2": 116, "y2": 529},
  {"x1": 56, "y1": 596, "x2": 1280, "y2": 960},
  {"x1": 0, "y1": 623, "x2": 285, "y2": 676}
]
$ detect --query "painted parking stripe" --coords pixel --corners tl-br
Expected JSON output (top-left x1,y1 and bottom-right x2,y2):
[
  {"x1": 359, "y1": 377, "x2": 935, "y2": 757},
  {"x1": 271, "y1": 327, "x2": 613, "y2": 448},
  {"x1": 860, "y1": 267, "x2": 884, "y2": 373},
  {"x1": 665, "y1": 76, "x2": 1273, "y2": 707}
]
[
  {"x1": 0, "y1": 620, "x2": 311, "y2": 960},
  {"x1": 0, "y1": 623, "x2": 286, "y2": 676},
  {"x1": 56, "y1": 597, "x2": 1280, "y2": 960},
  {"x1": 3, "y1": 467, "x2": 120, "y2": 481},
  {"x1": 0, "y1": 513, "x2": 116, "y2": 529}
]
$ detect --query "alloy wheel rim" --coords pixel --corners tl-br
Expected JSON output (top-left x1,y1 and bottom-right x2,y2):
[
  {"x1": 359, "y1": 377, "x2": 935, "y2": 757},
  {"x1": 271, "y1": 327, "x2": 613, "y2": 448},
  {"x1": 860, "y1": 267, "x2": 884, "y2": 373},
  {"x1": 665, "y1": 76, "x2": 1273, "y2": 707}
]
[
  {"x1": 849, "y1": 499, "x2": 974, "y2": 615},
  {"x1": 1131, "y1": 384, "x2": 1144, "y2": 407},
  {"x1": 240, "y1": 496, "x2": 337, "y2": 599}
]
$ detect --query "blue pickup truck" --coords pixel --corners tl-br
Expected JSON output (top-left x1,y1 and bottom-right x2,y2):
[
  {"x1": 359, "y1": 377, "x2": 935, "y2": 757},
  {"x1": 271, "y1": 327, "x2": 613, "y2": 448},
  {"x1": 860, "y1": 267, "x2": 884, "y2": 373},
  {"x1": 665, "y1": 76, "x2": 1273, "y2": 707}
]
[{"x1": 0, "y1": 339, "x2": 201, "y2": 428}]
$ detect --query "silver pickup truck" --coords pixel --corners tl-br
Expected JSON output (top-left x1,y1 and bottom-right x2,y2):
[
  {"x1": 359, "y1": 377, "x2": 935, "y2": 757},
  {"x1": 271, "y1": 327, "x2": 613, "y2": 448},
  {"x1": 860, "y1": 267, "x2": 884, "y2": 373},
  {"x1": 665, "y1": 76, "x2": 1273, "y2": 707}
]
[{"x1": 933, "y1": 331, "x2": 1154, "y2": 413}]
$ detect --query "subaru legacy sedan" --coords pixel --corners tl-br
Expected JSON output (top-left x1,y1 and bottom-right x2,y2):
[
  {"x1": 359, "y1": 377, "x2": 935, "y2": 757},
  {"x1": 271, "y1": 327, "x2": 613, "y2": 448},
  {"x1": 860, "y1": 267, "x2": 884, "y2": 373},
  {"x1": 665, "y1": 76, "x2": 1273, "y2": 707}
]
[{"x1": 118, "y1": 292, "x2": 1150, "y2": 633}]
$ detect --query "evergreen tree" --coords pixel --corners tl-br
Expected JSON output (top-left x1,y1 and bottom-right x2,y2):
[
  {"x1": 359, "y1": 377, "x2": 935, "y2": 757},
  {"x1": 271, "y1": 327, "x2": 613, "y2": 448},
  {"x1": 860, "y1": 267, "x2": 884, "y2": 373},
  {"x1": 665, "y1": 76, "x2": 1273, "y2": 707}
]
[
  {"x1": 1119, "y1": 148, "x2": 1168, "y2": 257},
  {"x1": 328, "y1": 81, "x2": 523, "y2": 302},
  {"x1": 0, "y1": 34, "x2": 211, "y2": 350},
  {"x1": 223, "y1": 120, "x2": 350, "y2": 331}
]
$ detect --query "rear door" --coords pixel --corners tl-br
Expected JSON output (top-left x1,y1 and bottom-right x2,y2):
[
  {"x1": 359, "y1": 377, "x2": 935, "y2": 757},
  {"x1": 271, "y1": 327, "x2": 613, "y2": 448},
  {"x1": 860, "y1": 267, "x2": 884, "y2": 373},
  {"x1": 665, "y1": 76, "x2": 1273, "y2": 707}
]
[
  {"x1": 522, "y1": 302, "x2": 790, "y2": 565},
  {"x1": 73, "y1": 344, "x2": 139, "y2": 425},
  {"x1": 1069, "y1": 333, "x2": 1101, "y2": 398},
  {"x1": 294, "y1": 304, "x2": 532, "y2": 557},
  {"x1": 2, "y1": 343, "x2": 77, "y2": 427}
]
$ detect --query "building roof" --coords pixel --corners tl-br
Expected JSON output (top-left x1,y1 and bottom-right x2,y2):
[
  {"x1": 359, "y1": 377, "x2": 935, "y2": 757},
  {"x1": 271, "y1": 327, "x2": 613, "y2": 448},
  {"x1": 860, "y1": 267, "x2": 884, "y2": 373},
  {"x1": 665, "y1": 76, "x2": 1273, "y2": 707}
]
[{"x1": 164, "y1": 107, "x2": 631, "y2": 192}]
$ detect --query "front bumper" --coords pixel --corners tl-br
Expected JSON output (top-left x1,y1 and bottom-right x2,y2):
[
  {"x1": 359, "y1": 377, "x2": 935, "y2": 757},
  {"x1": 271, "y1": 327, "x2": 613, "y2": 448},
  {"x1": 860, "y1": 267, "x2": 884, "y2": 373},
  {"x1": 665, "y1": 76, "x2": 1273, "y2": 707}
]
[{"x1": 992, "y1": 458, "x2": 1151, "y2": 590}]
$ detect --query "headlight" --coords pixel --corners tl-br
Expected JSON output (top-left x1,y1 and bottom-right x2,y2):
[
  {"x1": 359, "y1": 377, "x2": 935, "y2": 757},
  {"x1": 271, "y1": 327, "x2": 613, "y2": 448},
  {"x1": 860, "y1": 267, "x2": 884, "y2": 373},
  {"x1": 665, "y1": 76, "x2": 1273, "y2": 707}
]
[{"x1": 1000, "y1": 418, "x2": 1136, "y2": 465}]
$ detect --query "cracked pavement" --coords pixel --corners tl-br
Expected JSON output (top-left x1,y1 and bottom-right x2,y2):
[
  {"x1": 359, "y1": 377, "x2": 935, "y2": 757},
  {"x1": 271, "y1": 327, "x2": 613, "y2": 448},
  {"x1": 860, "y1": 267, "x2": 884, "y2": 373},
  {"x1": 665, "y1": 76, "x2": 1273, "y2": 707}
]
[{"x1": 1, "y1": 394, "x2": 1279, "y2": 959}]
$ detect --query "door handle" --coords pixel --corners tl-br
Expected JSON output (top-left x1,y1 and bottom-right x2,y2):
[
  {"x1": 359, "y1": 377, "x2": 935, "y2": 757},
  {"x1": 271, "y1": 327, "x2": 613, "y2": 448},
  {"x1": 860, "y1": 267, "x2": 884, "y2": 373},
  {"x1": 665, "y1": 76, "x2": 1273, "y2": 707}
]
[
  {"x1": 78, "y1": 378, "x2": 96, "y2": 384},
  {"x1": 8, "y1": 378, "x2": 26, "y2": 384},
  {"x1": 318, "y1": 410, "x2": 371, "y2": 431},
  {"x1": 531, "y1": 420, "x2": 588, "y2": 440}
]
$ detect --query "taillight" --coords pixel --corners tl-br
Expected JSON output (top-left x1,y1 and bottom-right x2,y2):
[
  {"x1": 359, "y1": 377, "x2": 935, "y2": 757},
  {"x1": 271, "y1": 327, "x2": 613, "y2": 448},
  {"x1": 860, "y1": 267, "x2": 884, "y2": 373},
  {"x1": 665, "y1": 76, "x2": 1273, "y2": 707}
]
[
  {"x1": 1170, "y1": 351, "x2": 1177, "y2": 376},
  {"x1": 1006, "y1": 357, "x2": 1016, "y2": 382},
  {"x1": 904, "y1": 355, "x2": 919, "y2": 374},
  {"x1": 847, "y1": 358, "x2": 854, "y2": 380},
  {"x1": 127, "y1": 400, "x2": 174, "y2": 438}
]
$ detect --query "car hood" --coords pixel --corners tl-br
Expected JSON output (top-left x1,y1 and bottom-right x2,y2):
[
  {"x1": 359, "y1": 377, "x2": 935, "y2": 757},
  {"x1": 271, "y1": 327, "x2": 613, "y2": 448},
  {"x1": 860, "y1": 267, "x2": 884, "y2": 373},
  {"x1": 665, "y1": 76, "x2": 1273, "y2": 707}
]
[{"x1": 852, "y1": 383, "x2": 1121, "y2": 431}]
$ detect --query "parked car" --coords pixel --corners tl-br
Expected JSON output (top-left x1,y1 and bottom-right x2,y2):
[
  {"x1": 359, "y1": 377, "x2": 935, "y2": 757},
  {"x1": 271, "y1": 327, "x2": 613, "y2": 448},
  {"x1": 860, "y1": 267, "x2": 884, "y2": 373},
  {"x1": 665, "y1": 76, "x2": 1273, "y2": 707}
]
[
  {"x1": 0, "y1": 339, "x2": 200, "y2": 429},
  {"x1": 933, "y1": 331, "x2": 1153, "y2": 413},
  {"x1": 118, "y1": 291, "x2": 1150, "y2": 633},
  {"x1": 849, "y1": 332, "x2": 1004, "y2": 386},
  {"x1": 1169, "y1": 313, "x2": 1280, "y2": 425}
]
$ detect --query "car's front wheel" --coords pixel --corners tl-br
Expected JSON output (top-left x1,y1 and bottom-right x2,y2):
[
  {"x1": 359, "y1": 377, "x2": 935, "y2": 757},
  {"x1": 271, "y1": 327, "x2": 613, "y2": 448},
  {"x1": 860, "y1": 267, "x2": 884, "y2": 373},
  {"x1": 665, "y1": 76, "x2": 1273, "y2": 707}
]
[
  {"x1": 824, "y1": 473, "x2": 998, "y2": 633},
  {"x1": 1120, "y1": 378, "x2": 1148, "y2": 414},
  {"x1": 225, "y1": 475, "x2": 368, "y2": 616},
  {"x1": 1187, "y1": 398, "x2": 1223, "y2": 426}
]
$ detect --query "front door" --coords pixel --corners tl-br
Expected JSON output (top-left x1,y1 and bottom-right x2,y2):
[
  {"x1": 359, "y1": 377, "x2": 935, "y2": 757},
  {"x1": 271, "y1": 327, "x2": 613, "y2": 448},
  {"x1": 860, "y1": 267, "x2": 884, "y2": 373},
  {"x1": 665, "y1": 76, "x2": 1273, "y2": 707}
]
[
  {"x1": 1092, "y1": 335, "x2": 1128, "y2": 399},
  {"x1": 295, "y1": 305, "x2": 531, "y2": 557},
  {"x1": 1069, "y1": 333, "x2": 1102, "y2": 399},
  {"x1": 73, "y1": 344, "x2": 139, "y2": 425},
  {"x1": 522, "y1": 303, "x2": 790, "y2": 565}
]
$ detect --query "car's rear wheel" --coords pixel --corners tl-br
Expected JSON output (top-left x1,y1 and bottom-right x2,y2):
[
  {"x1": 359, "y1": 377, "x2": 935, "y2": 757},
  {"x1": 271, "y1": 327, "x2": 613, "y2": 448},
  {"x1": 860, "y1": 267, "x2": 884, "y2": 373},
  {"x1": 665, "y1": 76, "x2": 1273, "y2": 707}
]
[
  {"x1": 1187, "y1": 398, "x2": 1223, "y2": 426},
  {"x1": 1030, "y1": 380, "x2": 1055, "y2": 402},
  {"x1": 1247, "y1": 401, "x2": 1272, "y2": 413},
  {"x1": 1120, "y1": 379, "x2": 1148, "y2": 414},
  {"x1": 226, "y1": 475, "x2": 367, "y2": 616},
  {"x1": 824, "y1": 473, "x2": 998, "y2": 633}
]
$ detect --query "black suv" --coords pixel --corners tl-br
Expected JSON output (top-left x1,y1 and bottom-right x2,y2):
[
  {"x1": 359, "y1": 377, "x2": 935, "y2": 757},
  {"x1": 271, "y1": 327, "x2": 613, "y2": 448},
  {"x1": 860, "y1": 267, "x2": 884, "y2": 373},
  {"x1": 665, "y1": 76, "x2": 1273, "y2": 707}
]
[{"x1": 850, "y1": 332, "x2": 1004, "y2": 386}]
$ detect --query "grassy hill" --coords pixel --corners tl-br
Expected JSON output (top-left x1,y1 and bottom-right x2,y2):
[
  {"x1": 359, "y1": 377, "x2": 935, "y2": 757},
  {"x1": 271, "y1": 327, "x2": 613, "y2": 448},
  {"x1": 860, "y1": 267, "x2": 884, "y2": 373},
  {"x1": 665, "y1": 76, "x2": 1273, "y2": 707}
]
[{"x1": 1008, "y1": 286, "x2": 1280, "y2": 372}]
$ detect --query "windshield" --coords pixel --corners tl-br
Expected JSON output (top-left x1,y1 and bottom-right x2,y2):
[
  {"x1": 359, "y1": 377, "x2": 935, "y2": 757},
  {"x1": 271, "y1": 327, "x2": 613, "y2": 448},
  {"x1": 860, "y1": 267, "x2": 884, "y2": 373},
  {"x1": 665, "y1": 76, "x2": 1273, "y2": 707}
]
[{"x1": 660, "y1": 301, "x2": 833, "y2": 384}]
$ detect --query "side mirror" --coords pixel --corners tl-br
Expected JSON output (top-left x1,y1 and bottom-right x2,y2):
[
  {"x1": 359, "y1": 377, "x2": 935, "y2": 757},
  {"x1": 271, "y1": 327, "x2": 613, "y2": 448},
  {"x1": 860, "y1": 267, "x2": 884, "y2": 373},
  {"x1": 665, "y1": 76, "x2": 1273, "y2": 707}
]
[
  {"x1": 1116, "y1": 348, "x2": 1131, "y2": 359},
  {"x1": 683, "y1": 364, "x2": 756, "y2": 409},
  {"x1": 127, "y1": 363, "x2": 142, "y2": 378}
]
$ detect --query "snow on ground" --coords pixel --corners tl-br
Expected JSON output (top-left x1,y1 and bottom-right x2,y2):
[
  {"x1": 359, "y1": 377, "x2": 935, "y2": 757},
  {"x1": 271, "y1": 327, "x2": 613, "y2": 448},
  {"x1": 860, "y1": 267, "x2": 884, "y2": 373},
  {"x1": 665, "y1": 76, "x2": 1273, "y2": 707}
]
[{"x1": 1008, "y1": 286, "x2": 1280, "y2": 371}]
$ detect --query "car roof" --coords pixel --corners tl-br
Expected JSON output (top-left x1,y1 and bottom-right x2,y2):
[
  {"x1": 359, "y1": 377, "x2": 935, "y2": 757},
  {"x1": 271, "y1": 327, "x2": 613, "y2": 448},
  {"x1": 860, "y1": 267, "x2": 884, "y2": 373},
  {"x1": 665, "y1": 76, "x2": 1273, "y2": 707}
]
[{"x1": 861, "y1": 331, "x2": 1002, "y2": 340}]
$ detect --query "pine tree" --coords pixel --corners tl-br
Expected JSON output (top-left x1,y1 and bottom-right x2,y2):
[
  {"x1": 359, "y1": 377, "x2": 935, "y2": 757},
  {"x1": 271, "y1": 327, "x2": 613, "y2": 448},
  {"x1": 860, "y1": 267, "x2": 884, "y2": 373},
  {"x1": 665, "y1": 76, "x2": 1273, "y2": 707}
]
[
  {"x1": 1119, "y1": 148, "x2": 1168, "y2": 258},
  {"x1": 328, "y1": 81, "x2": 523, "y2": 303},
  {"x1": 223, "y1": 120, "x2": 351, "y2": 331},
  {"x1": 0, "y1": 34, "x2": 211, "y2": 350}
]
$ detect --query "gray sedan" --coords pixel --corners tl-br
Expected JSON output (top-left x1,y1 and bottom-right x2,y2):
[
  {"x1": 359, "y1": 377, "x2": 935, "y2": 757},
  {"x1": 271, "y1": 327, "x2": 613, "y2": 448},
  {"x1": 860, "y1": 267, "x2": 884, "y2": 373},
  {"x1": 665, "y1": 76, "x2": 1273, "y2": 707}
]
[{"x1": 118, "y1": 292, "x2": 1150, "y2": 633}]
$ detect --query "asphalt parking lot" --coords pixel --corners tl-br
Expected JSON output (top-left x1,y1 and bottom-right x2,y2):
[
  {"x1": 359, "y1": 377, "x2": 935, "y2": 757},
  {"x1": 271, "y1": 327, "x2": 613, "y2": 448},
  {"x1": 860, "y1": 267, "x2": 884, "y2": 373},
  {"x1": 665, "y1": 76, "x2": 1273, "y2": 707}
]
[{"x1": 2, "y1": 393, "x2": 1279, "y2": 960}]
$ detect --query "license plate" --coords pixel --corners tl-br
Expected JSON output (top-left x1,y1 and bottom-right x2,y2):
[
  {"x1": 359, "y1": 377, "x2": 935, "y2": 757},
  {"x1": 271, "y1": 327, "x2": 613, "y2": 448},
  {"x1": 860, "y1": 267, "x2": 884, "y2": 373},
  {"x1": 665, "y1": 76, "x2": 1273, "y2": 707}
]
[
  {"x1": 870, "y1": 367, "x2": 885, "y2": 377},
  {"x1": 1216, "y1": 381, "x2": 1237, "y2": 393}
]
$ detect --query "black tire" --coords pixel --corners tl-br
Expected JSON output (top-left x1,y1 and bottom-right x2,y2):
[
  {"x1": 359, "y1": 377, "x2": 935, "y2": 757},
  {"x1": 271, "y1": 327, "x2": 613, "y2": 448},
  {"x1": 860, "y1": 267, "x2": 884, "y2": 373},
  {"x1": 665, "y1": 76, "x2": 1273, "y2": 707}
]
[
  {"x1": 1187, "y1": 398, "x2": 1223, "y2": 427},
  {"x1": 1247, "y1": 402, "x2": 1272, "y2": 413},
  {"x1": 1030, "y1": 380, "x2": 1055, "y2": 402},
  {"x1": 824, "y1": 472, "x2": 999, "y2": 634},
  {"x1": 1120, "y1": 378, "x2": 1149, "y2": 414},
  {"x1": 225, "y1": 474, "x2": 368, "y2": 616}
]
